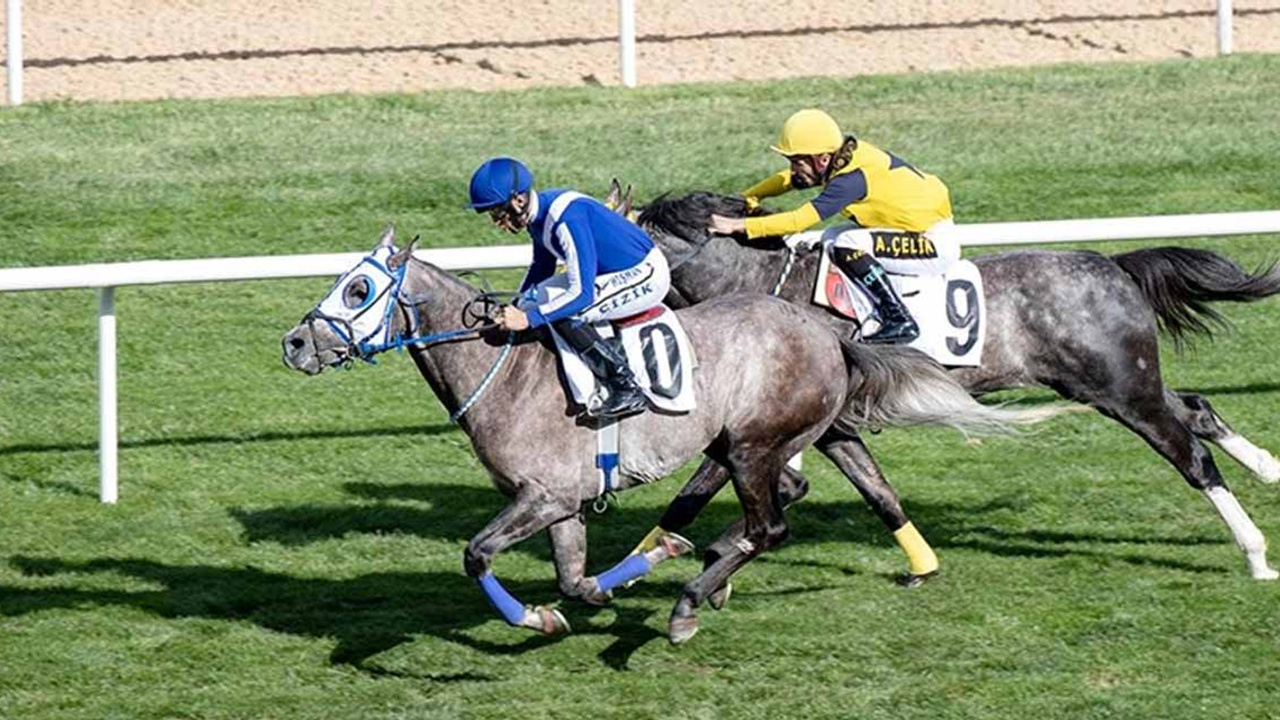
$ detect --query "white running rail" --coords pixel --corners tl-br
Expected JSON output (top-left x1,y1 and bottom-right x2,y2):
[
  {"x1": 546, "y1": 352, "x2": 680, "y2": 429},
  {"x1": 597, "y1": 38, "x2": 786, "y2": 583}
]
[{"x1": 2, "y1": 211, "x2": 1280, "y2": 503}]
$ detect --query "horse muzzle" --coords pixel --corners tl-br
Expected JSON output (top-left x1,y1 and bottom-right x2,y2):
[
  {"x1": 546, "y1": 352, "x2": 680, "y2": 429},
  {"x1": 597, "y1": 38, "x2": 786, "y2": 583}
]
[{"x1": 282, "y1": 324, "x2": 335, "y2": 375}]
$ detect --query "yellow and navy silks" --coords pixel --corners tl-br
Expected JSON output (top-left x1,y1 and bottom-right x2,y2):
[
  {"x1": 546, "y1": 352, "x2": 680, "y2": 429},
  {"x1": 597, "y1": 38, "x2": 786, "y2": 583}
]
[{"x1": 742, "y1": 138, "x2": 952, "y2": 239}]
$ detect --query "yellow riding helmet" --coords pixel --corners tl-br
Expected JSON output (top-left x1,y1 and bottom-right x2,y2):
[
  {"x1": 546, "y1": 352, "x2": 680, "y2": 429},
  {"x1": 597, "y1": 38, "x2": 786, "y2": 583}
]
[{"x1": 770, "y1": 109, "x2": 843, "y2": 156}]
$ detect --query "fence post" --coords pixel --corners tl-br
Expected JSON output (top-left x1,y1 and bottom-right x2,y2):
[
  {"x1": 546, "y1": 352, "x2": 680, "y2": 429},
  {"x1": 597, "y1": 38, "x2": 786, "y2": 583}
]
[
  {"x1": 1218, "y1": 0, "x2": 1233, "y2": 55},
  {"x1": 5, "y1": 0, "x2": 21, "y2": 105},
  {"x1": 618, "y1": 0, "x2": 636, "y2": 87},
  {"x1": 98, "y1": 288, "x2": 119, "y2": 503}
]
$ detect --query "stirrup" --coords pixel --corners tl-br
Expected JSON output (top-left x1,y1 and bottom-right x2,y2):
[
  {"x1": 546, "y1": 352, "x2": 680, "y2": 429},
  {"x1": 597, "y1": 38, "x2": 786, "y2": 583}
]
[
  {"x1": 585, "y1": 388, "x2": 649, "y2": 420},
  {"x1": 863, "y1": 319, "x2": 919, "y2": 345}
]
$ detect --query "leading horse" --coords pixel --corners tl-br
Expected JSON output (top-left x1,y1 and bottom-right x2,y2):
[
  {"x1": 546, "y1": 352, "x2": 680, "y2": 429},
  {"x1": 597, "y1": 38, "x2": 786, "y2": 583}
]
[
  {"x1": 622, "y1": 188, "x2": 1280, "y2": 581},
  {"x1": 281, "y1": 226, "x2": 1053, "y2": 643}
]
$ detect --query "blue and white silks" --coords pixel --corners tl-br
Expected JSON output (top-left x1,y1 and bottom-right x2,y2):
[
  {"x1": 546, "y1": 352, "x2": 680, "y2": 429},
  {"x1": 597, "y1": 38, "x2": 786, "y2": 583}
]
[{"x1": 519, "y1": 189, "x2": 660, "y2": 328}]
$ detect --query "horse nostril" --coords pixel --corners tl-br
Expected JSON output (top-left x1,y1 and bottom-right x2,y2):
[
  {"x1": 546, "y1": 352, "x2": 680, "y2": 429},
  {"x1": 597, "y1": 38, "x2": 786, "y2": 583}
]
[{"x1": 289, "y1": 336, "x2": 306, "y2": 351}]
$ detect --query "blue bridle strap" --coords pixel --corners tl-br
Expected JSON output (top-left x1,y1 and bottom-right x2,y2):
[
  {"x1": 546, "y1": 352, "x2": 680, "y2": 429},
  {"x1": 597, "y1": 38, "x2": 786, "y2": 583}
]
[{"x1": 356, "y1": 326, "x2": 482, "y2": 357}]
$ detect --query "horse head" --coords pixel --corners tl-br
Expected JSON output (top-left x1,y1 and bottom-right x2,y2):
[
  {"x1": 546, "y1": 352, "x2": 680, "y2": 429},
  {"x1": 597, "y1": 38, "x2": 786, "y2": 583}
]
[{"x1": 281, "y1": 224, "x2": 444, "y2": 375}]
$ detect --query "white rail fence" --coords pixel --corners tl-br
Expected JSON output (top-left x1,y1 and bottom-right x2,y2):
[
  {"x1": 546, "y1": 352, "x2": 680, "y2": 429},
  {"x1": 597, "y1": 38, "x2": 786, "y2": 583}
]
[
  {"x1": 4, "y1": 1, "x2": 1242, "y2": 106},
  {"x1": 3, "y1": 211, "x2": 1280, "y2": 503}
]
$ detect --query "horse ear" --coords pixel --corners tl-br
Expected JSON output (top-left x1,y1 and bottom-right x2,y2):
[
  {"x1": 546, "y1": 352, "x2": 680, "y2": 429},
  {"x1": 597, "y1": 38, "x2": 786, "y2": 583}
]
[
  {"x1": 388, "y1": 234, "x2": 420, "y2": 271},
  {"x1": 620, "y1": 183, "x2": 635, "y2": 220},
  {"x1": 605, "y1": 178, "x2": 623, "y2": 211},
  {"x1": 377, "y1": 223, "x2": 396, "y2": 249}
]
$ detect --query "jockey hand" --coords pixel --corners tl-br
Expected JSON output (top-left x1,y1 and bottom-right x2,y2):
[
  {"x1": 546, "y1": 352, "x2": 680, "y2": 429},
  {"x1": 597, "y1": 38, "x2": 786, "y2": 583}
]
[
  {"x1": 709, "y1": 214, "x2": 746, "y2": 236},
  {"x1": 497, "y1": 305, "x2": 530, "y2": 332}
]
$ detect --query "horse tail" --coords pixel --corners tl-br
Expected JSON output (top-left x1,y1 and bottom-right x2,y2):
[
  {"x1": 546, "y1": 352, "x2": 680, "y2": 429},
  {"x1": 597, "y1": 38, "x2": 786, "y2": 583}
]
[
  {"x1": 1111, "y1": 247, "x2": 1280, "y2": 346},
  {"x1": 833, "y1": 340, "x2": 1064, "y2": 437}
]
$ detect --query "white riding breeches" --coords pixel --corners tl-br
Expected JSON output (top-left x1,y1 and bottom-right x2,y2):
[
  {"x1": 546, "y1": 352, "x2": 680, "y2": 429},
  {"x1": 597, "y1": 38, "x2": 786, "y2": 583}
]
[
  {"x1": 794, "y1": 220, "x2": 960, "y2": 276},
  {"x1": 523, "y1": 248, "x2": 671, "y2": 323}
]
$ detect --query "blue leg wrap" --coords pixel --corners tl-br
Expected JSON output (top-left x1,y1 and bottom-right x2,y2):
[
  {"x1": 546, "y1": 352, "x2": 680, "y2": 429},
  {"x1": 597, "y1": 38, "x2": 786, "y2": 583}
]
[
  {"x1": 594, "y1": 553, "x2": 652, "y2": 593},
  {"x1": 478, "y1": 572, "x2": 526, "y2": 626}
]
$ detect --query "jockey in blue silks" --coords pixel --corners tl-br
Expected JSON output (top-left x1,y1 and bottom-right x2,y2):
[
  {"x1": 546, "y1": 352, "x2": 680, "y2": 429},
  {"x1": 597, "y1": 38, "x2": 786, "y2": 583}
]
[{"x1": 467, "y1": 157, "x2": 671, "y2": 420}]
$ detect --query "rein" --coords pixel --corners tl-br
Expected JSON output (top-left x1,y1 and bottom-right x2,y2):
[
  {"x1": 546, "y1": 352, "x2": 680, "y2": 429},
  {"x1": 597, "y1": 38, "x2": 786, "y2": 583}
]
[
  {"x1": 357, "y1": 326, "x2": 484, "y2": 357},
  {"x1": 772, "y1": 246, "x2": 798, "y2": 297}
]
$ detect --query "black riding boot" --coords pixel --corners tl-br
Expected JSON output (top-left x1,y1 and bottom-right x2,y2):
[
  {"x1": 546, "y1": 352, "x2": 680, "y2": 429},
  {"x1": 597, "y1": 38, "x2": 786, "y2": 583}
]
[
  {"x1": 553, "y1": 319, "x2": 649, "y2": 420},
  {"x1": 832, "y1": 249, "x2": 920, "y2": 345}
]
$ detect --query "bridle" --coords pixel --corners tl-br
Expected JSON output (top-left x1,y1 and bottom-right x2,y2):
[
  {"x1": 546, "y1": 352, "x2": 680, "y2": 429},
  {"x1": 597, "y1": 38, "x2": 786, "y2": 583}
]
[
  {"x1": 301, "y1": 246, "x2": 515, "y2": 423},
  {"x1": 302, "y1": 246, "x2": 486, "y2": 366}
]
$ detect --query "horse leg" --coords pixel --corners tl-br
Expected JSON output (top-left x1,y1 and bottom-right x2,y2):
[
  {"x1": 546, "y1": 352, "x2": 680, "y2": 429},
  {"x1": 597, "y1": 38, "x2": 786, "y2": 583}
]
[
  {"x1": 465, "y1": 487, "x2": 581, "y2": 635},
  {"x1": 546, "y1": 509, "x2": 694, "y2": 606},
  {"x1": 670, "y1": 455, "x2": 792, "y2": 644},
  {"x1": 1084, "y1": 391, "x2": 1279, "y2": 580},
  {"x1": 697, "y1": 464, "x2": 810, "y2": 611},
  {"x1": 1170, "y1": 391, "x2": 1280, "y2": 483},
  {"x1": 627, "y1": 456, "x2": 731, "y2": 557},
  {"x1": 816, "y1": 431, "x2": 939, "y2": 585},
  {"x1": 547, "y1": 511, "x2": 598, "y2": 603}
]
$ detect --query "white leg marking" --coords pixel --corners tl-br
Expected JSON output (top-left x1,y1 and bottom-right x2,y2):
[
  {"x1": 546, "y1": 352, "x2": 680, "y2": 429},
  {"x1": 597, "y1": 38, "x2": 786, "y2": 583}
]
[
  {"x1": 1205, "y1": 486, "x2": 1279, "y2": 580},
  {"x1": 1217, "y1": 434, "x2": 1280, "y2": 484}
]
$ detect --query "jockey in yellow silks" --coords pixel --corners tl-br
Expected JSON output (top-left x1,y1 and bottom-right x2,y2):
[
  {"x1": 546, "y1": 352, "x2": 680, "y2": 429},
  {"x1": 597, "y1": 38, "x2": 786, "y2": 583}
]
[
  {"x1": 690, "y1": 109, "x2": 946, "y2": 577},
  {"x1": 709, "y1": 108, "x2": 960, "y2": 345}
]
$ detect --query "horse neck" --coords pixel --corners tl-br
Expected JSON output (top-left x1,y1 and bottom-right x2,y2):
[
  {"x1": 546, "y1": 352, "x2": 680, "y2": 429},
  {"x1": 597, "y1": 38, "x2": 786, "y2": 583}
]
[
  {"x1": 399, "y1": 260, "x2": 518, "y2": 427},
  {"x1": 653, "y1": 228, "x2": 796, "y2": 302}
]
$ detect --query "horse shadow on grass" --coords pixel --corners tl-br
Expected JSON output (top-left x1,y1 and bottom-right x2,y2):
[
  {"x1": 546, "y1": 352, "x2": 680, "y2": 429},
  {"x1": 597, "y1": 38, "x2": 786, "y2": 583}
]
[
  {"x1": 2, "y1": 487, "x2": 1232, "y2": 675},
  {"x1": 1, "y1": 553, "x2": 690, "y2": 675}
]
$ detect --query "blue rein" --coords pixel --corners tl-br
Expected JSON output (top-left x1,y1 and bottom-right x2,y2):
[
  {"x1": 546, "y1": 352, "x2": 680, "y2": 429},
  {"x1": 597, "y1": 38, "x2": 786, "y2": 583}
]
[
  {"x1": 356, "y1": 321, "x2": 515, "y2": 425},
  {"x1": 356, "y1": 326, "x2": 483, "y2": 357}
]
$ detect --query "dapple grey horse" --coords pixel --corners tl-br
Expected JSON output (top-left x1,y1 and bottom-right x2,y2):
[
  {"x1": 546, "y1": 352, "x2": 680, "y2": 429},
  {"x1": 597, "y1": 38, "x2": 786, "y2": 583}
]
[
  {"x1": 618, "y1": 187, "x2": 1280, "y2": 582},
  {"x1": 281, "y1": 226, "x2": 1054, "y2": 643}
]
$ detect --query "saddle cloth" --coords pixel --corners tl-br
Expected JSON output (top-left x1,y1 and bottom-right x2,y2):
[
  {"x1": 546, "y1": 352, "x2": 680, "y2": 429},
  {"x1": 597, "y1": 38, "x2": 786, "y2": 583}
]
[
  {"x1": 552, "y1": 305, "x2": 698, "y2": 414},
  {"x1": 813, "y1": 252, "x2": 987, "y2": 367}
]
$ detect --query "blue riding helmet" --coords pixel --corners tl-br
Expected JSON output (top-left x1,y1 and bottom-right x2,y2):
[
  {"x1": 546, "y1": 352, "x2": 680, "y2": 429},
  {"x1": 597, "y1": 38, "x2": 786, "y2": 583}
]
[{"x1": 466, "y1": 157, "x2": 534, "y2": 210}]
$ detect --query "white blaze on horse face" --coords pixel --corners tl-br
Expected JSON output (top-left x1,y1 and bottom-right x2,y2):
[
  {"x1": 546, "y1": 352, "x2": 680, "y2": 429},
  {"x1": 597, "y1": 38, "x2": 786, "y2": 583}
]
[{"x1": 314, "y1": 245, "x2": 403, "y2": 351}]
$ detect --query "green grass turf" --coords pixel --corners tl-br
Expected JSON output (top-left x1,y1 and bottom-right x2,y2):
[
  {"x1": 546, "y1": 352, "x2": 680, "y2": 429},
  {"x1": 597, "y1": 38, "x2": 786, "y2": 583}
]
[{"x1": 2, "y1": 55, "x2": 1280, "y2": 720}]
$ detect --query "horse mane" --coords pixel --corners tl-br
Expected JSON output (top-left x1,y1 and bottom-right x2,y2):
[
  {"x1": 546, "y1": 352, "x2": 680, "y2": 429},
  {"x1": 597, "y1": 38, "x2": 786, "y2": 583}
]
[{"x1": 636, "y1": 191, "x2": 764, "y2": 240}]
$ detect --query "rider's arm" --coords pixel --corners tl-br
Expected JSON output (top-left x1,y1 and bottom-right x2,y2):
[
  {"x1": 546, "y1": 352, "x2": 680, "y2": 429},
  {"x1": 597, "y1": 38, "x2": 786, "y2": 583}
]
[
  {"x1": 518, "y1": 240, "x2": 557, "y2": 293},
  {"x1": 526, "y1": 211, "x2": 599, "y2": 328},
  {"x1": 744, "y1": 169, "x2": 868, "y2": 239},
  {"x1": 744, "y1": 203, "x2": 820, "y2": 239},
  {"x1": 741, "y1": 170, "x2": 792, "y2": 208}
]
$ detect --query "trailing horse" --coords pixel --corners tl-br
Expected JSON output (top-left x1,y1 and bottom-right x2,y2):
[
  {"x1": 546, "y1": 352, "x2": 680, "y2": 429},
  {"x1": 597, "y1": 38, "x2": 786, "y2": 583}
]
[
  {"x1": 626, "y1": 188, "x2": 1280, "y2": 582},
  {"x1": 281, "y1": 226, "x2": 1056, "y2": 643}
]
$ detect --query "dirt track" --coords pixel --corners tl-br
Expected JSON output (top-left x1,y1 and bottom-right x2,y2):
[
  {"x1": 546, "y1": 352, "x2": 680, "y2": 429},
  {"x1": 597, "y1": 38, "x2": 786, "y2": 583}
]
[{"x1": 3, "y1": 1, "x2": 1280, "y2": 103}]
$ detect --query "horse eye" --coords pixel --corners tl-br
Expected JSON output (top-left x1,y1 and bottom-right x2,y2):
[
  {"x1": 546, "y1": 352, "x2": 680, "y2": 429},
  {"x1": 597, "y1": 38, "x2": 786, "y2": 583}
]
[{"x1": 343, "y1": 276, "x2": 372, "y2": 309}]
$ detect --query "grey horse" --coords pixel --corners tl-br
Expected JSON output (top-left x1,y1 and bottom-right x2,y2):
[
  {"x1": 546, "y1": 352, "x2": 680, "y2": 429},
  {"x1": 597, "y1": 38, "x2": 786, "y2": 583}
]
[
  {"x1": 618, "y1": 188, "x2": 1280, "y2": 582},
  {"x1": 281, "y1": 226, "x2": 1055, "y2": 643}
]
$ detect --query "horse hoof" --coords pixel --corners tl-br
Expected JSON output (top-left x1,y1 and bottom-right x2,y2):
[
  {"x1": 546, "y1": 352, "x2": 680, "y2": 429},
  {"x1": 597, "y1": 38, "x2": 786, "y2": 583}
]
[
  {"x1": 896, "y1": 570, "x2": 940, "y2": 588},
  {"x1": 623, "y1": 532, "x2": 697, "y2": 589},
  {"x1": 535, "y1": 606, "x2": 572, "y2": 635},
  {"x1": 669, "y1": 599, "x2": 700, "y2": 645},
  {"x1": 655, "y1": 532, "x2": 696, "y2": 562},
  {"x1": 669, "y1": 614, "x2": 700, "y2": 645},
  {"x1": 580, "y1": 578, "x2": 614, "y2": 606},
  {"x1": 708, "y1": 582, "x2": 733, "y2": 611},
  {"x1": 1250, "y1": 566, "x2": 1279, "y2": 581}
]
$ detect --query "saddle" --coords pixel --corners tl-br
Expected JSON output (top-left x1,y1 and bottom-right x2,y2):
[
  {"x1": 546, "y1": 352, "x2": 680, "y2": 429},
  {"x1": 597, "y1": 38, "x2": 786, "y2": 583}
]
[
  {"x1": 551, "y1": 306, "x2": 698, "y2": 415},
  {"x1": 813, "y1": 252, "x2": 987, "y2": 367}
]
